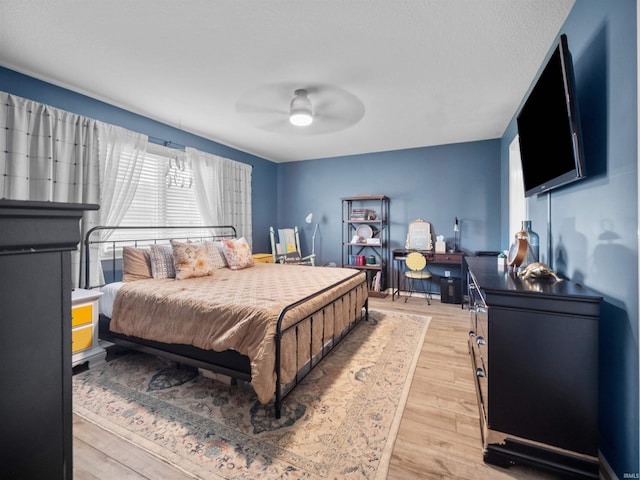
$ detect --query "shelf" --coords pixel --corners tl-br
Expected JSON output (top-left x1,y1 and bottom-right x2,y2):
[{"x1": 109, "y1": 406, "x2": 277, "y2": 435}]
[
  {"x1": 341, "y1": 195, "x2": 389, "y2": 201},
  {"x1": 342, "y1": 195, "x2": 390, "y2": 294},
  {"x1": 345, "y1": 264, "x2": 382, "y2": 270}
]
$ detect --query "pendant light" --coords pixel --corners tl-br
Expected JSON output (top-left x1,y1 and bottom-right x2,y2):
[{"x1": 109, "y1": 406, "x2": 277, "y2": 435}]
[{"x1": 289, "y1": 89, "x2": 313, "y2": 126}]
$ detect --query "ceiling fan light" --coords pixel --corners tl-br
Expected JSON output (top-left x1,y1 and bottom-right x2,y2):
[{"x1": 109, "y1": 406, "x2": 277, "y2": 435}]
[
  {"x1": 290, "y1": 112, "x2": 313, "y2": 126},
  {"x1": 289, "y1": 89, "x2": 313, "y2": 126}
]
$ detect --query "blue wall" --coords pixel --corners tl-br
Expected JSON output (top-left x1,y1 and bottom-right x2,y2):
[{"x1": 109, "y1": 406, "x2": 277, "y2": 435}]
[
  {"x1": 275, "y1": 140, "x2": 502, "y2": 285},
  {"x1": 2, "y1": 1, "x2": 638, "y2": 472},
  {"x1": 0, "y1": 67, "x2": 278, "y2": 254},
  {"x1": 500, "y1": 0, "x2": 639, "y2": 476}
]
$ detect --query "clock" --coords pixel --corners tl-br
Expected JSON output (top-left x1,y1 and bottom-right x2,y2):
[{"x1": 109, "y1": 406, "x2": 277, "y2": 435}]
[{"x1": 507, "y1": 238, "x2": 528, "y2": 267}]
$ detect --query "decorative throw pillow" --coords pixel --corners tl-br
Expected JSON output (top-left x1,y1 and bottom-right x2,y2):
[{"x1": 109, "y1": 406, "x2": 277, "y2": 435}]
[
  {"x1": 149, "y1": 244, "x2": 176, "y2": 279},
  {"x1": 221, "y1": 237, "x2": 254, "y2": 270},
  {"x1": 122, "y1": 246, "x2": 152, "y2": 282},
  {"x1": 171, "y1": 240, "x2": 214, "y2": 280},
  {"x1": 205, "y1": 240, "x2": 228, "y2": 269}
]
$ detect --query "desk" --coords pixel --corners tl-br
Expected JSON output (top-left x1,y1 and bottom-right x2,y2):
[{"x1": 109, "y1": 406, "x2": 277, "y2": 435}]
[{"x1": 392, "y1": 249, "x2": 465, "y2": 307}]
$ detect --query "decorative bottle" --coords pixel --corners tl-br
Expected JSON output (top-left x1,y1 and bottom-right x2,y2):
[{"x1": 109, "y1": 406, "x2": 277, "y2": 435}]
[{"x1": 520, "y1": 220, "x2": 539, "y2": 263}]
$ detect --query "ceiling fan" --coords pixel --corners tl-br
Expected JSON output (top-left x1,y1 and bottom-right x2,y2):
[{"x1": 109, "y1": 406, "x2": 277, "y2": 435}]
[{"x1": 235, "y1": 83, "x2": 365, "y2": 135}]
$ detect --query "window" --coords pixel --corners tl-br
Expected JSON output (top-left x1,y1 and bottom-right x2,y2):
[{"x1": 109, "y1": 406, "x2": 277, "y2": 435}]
[
  {"x1": 106, "y1": 143, "x2": 210, "y2": 249},
  {"x1": 509, "y1": 135, "x2": 526, "y2": 241}
]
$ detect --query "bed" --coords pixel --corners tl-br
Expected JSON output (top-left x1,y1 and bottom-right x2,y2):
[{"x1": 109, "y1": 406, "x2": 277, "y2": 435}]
[{"x1": 83, "y1": 225, "x2": 368, "y2": 418}]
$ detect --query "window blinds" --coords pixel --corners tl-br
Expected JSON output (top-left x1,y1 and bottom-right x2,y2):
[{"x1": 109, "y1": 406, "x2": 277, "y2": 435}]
[{"x1": 108, "y1": 143, "x2": 210, "y2": 247}]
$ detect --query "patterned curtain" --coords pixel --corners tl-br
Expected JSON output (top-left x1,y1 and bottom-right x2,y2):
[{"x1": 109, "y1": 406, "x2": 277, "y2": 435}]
[
  {"x1": 0, "y1": 92, "x2": 101, "y2": 203},
  {"x1": 187, "y1": 147, "x2": 252, "y2": 245},
  {"x1": 0, "y1": 91, "x2": 102, "y2": 285},
  {"x1": 0, "y1": 91, "x2": 148, "y2": 287}
]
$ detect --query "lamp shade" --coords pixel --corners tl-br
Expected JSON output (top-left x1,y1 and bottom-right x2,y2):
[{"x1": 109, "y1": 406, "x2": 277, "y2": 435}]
[{"x1": 290, "y1": 89, "x2": 313, "y2": 126}]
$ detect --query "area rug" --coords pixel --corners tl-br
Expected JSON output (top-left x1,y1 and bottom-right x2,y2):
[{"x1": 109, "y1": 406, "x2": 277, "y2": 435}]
[{"x1": 72, "y1": 309, "x2": 430, "y2": 480}]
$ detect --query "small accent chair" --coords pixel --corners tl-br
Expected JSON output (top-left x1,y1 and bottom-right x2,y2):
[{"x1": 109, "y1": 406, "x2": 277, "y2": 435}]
[
  {"x1": 404, "y1": 251, "x2": 432, "y2": 304},
  {"x1": 269, "y1": 226, "x2": 316, "y2": 266}
]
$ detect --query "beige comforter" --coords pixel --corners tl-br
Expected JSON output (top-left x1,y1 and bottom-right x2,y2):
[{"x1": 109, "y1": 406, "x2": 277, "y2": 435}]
[{"x1": 110, "y1": 263, "x2": 367, "y2": 403}]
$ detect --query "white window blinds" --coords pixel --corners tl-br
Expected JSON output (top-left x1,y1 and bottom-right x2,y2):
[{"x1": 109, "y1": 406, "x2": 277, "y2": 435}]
[{"x1": 111, "y1": 143, "x2": 210, "y2": 243}]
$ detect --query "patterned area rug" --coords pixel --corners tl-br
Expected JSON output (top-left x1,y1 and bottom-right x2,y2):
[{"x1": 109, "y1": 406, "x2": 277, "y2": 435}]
[{"x1": 73, "y1": 309, "x2": 431, "y2": 479}]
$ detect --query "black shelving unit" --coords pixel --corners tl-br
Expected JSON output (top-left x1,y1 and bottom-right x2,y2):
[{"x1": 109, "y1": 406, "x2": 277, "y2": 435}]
[{"x1": 341, "y1": 195, "x2": 389, "y2": 298}]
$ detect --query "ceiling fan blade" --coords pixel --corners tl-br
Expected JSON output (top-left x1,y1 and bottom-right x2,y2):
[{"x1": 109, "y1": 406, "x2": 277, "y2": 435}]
[
  {"x1": 236, "y1": 101, "x2": 286, "y2": 116},
  {"x1": 236, "y1": 82, "x2": 365, "y2": 133}
]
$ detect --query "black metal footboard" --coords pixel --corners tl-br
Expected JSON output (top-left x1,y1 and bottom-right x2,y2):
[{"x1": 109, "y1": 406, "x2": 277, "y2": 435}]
[{"x1": 274, "y1": 270, "x2": 368, "y2": 418}]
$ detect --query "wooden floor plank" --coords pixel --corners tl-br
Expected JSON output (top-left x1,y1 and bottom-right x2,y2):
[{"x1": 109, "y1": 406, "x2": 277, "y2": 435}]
[
  {"x1": 73, "y1": 296, "x2": 556, "y2": 479},
  {"x1": 73, "y1": 415, "x2": 195, "y2": 480}
]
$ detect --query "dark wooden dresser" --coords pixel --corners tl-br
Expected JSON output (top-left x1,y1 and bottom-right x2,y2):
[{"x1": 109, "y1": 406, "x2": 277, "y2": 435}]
[
  {"x1": 0, "y1": 200, "x2": 98, "y2": 479},
  {"x1": 466, "y1": 256, "x2": 602, "y2": 479}
]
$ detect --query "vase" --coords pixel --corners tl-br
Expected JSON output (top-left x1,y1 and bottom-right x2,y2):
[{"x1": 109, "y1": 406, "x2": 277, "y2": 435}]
[{"x1": 519, "y1": 220, "x2": 539, "y2": 263}]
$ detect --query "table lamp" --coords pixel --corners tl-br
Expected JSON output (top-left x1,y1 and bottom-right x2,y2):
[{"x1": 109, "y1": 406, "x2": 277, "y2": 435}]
[
  {"x1": 305, "y1": 213, "x2": 318, "y2": 256},
  {"x1": 453, "y1": 217, "x2": 460, "y2": 252}
]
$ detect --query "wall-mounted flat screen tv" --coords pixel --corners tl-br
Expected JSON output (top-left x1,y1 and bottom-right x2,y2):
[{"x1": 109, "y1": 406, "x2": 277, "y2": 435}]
[{"x1": 517, "y1": 34, "x2": 586, "y2": 197}]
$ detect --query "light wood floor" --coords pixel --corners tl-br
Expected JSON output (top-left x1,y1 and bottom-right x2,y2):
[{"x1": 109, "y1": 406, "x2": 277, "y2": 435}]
[{"x1": 73, "y1": 296, "x2": 559, "y2": 479}]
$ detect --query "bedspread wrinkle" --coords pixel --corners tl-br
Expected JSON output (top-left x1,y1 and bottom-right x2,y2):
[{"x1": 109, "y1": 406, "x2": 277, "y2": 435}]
[{"x1": 110, "y1": 263, "x2": 367, "y2": 403}]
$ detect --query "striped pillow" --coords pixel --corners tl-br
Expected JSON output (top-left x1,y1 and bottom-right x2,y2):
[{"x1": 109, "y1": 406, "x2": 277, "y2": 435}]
[{"x1": 149, "y1": 244, "x2": 175, "y2": 279}]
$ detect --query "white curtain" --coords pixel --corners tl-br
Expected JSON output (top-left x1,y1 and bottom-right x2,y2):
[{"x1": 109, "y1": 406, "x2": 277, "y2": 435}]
[
  {"x1": 187, "y1": 147, "x2": 252, "y2": 244},
  {"x1": 98, "y1": 124, "x2": 147, "y2": 227},
  {"x1": 0, "y1": 91, "x2": 101, "y2": 285},
  {"x1": 0, "y1": 91, "x2": 101, "y2": 203},
  {"x1": 83, "y1": 123, "x2": 148, "y2": 287},
  {"x1": 0, "y1": 91, "x2": 151, "y2": 287},
  {"x1": 0, "y1": 90, "x2": 252, "y2": 282}
]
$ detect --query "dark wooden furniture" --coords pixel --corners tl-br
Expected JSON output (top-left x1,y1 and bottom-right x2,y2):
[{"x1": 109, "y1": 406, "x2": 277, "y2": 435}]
[
  {"x1": 0, "y1": 200, "x2": 97, "y2": 480},
  {"x1": 392, "y1": 249, "x2": 465, "y2": 306},
  {"x1": 466, "y1": 256, "x2": 601, "y2": 478},
  {"x1": 342, "y1": 195, "x2": 390, "y2": 297}
]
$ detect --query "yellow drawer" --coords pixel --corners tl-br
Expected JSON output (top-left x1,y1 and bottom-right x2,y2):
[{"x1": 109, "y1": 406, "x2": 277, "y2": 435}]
[
  {"x1": 72, "y1": 325, "x2": 93, "y2": 353},
  {"x1": 72, "y1": 304, "x2": 92, "y2": 327},
  {"x1": 252, "y1": 253, "x2": 274, "y2": 263}
]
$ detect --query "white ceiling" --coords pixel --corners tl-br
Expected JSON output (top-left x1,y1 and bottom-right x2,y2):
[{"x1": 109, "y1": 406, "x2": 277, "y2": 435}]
[{"x1": 0, "y1": 0, "x2": 575, "y2": 163}]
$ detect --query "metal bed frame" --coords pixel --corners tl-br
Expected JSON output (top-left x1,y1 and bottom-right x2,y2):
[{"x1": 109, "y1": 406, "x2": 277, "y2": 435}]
[{"x1": 82, "y1": 225, "x2": 368, "y2": 418}]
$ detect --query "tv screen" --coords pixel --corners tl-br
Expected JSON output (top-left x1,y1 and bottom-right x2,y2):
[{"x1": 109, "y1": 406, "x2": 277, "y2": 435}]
[{"x1": 517, "y1": 34, "x2": 585, "y2": 197}]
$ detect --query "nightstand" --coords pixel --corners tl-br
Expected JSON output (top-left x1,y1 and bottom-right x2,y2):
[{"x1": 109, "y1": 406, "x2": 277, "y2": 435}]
[
  {"x1": 253, "y1": 253, "x2": 274, "y2": 263},
  {"x1": 72, "y1": 288, "x2": 106, "y2": 368}
]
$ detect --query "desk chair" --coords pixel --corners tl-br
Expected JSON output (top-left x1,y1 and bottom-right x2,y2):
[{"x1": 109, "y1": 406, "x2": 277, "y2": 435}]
[{"x1": 404, "y1": 251, "x2": 432, "y2": 304}]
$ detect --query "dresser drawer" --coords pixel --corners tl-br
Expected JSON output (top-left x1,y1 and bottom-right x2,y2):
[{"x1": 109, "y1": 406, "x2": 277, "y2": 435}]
[
  {"x1": 72, "y1": 304, "x2": 93, "y2": 327},
  {"x1": 469, "y1": 335, "x2": 488, "y2": 425},
  {"x1": 433, "y1": 252, "x2": 463, "y2": 264},
  {"x1": 72, "y1": 325, "x2": 93, "y2": 353}
]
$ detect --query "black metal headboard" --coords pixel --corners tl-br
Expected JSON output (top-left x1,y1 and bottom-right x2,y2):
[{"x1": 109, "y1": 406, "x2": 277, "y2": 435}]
[{"x1": 82, "y1": 225, "x2": 237, "y2": 289}]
